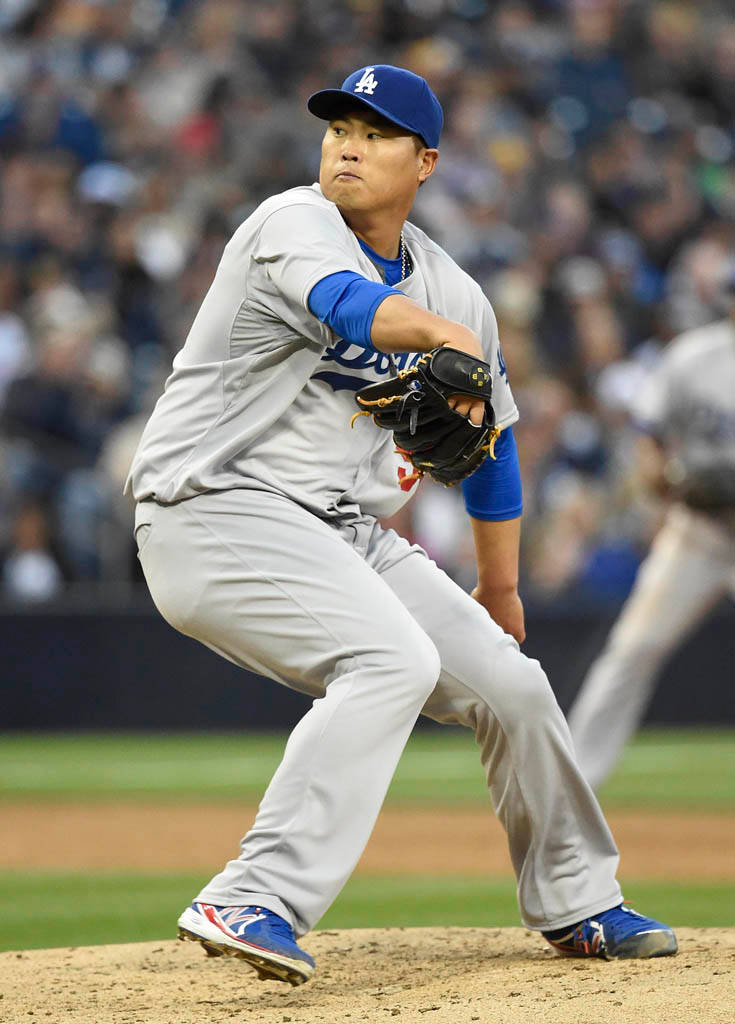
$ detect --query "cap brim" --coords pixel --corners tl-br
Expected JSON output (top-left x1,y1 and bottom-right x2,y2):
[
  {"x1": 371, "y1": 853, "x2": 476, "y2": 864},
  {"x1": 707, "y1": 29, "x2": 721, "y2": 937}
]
[{"x1": 307, "y1": 89, "x2": 427, "y2": 145}]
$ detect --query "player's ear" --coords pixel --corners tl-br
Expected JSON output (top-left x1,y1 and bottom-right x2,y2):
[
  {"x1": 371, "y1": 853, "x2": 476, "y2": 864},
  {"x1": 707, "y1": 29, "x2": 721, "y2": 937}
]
[{"x1": 418, "y1": 148, "x2": 438, "y2": 186}]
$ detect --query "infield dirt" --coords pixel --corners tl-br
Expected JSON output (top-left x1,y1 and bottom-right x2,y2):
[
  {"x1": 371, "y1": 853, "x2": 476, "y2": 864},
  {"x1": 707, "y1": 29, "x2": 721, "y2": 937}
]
[
  {"x1": 4, "y1": 802, "x2": 735, "y2": 877},
  {"x1": 1, "y1": 927, "x2": 733, "y2": 1024}
]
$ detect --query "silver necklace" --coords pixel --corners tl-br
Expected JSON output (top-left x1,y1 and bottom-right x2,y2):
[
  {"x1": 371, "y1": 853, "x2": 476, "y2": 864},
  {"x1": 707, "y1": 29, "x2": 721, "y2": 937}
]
[{"x1": 399, "y1": 233, "x2": 410, "y2": 281}]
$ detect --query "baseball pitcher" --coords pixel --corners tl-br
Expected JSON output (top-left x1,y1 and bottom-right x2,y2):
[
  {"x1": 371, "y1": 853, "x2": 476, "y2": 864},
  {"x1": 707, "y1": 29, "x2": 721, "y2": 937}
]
[{"x1": 126, "y1": 64, "x2": 677, "y2": 985}]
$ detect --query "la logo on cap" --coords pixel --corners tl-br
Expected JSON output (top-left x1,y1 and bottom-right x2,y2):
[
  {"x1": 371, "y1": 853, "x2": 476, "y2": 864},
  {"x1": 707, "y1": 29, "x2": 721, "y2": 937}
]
[
  {"x1": 307, "y1": 64, "x2": 444, "y2": 149},
  {"x1": 354, "y1": 67, "x2": 378, "y2": 95}
]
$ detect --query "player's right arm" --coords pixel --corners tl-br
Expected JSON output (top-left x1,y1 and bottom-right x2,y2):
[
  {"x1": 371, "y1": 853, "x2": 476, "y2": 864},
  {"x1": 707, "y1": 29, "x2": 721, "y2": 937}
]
[
  {"x1": 311, "y1": 280, "x2": 486, "y2": 423},
  {"x1": 307, "y1": 270, "x2": 482, "y2": 359},
  {"x1": 370, "y1": 293, "x2": 483, "y2": 359},
  {"x1": 371, "y1": 294, "x2": 486, "y2": 424}
]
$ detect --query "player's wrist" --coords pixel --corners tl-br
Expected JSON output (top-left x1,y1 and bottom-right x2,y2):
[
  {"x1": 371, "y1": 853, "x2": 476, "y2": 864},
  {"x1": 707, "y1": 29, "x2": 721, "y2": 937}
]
[
  {"x1": 431, "y1": 324, "x2": 483, "y2": 359},
  {"x1": 474, "y1": 579, "x2": 519, "y2": 597}
]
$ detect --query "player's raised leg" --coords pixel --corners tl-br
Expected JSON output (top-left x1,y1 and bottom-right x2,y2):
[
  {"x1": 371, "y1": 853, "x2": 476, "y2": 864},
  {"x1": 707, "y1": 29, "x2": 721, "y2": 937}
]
[{"x1": 137, "y1": 488, "x2": 441, "y2": 983}]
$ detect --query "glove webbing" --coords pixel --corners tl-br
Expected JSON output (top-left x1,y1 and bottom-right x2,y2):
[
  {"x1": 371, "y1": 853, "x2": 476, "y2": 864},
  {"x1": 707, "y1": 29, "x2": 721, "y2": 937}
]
[{"x1": 349, "y1": 355, "x2": 430, "y2": 428}]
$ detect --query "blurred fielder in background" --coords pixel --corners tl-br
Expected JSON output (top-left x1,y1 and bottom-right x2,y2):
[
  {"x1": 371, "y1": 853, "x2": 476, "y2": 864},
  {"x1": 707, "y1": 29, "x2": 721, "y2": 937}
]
[{"x1": 569, "y1": 277, "x2": 735, "y2": 789}]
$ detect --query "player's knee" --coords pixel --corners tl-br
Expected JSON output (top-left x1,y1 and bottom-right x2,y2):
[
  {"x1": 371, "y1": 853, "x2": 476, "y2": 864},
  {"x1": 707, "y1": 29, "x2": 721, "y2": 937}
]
[
  {"x1": 415, "y1": 633, "x2": 442, "y2": 698},
  {"x1": 352, "y1": 626, "x2": 439, "y2": 709},
  {"x1": 497, "y1": 648, "x2": 559, "y2": 726},
  {"x1": 390, "y1": 629, "x2": 441, "y2": 703}
]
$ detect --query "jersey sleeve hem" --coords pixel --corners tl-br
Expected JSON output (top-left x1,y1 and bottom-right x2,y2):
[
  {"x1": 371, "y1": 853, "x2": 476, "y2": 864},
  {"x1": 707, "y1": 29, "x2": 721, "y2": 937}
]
[{"x1": 464, "y1": 504, "x2": 523, "y2": 522}]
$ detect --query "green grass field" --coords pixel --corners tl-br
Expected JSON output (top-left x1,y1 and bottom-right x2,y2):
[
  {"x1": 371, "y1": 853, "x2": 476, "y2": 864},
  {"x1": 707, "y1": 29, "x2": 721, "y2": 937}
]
[
  {"x1": 1, "y1": 873, "x2": 725, "y2": 951},
  {"x1": 2, "y1": 727, "x2": 733, "y2": 807},
  {"x1": 1, "y1": 728, "x2": 733, "y2": 951}
]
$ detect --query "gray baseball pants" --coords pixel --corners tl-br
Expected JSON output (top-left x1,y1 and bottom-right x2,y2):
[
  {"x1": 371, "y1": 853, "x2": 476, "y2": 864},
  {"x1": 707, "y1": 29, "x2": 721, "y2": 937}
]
[
  {"x1": 568, "y1": 504, "x2": 735, "y2": 790},
  {"x1": 135, "y1": 487, "x2": 621, "y2": 937}
]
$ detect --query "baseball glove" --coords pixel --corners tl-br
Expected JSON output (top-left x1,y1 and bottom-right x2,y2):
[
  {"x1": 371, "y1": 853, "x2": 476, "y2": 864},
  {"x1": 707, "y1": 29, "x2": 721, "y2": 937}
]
[{"x1": 352, "y1": 346, "x2": 500, "y2": 486}]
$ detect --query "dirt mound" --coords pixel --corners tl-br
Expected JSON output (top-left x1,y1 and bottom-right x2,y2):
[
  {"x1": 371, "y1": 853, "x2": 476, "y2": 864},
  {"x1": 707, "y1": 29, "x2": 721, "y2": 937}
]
[{"x1": 1, "y1": 927, "x2": 732, "y2": 1024}]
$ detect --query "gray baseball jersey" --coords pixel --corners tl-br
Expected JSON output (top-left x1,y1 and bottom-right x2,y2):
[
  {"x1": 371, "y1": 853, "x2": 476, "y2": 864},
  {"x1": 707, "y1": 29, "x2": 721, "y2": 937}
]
[
  {"x1": 634, "y1": 318, "x2": 735, "y2": 472},
  {"x1": 125, "y1": 183, "x2": 517, "y2": 519}
]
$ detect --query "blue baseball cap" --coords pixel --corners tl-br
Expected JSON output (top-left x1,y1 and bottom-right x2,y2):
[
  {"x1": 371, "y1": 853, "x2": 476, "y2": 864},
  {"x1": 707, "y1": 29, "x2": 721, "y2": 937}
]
[{"x1": 308, "y1": 64, "x2": 443, "y2": 149}]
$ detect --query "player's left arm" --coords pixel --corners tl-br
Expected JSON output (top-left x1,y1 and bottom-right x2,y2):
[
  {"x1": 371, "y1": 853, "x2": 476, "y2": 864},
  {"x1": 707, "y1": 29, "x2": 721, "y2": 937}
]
[
  {"x1": 470, "y1": 514, "x2": 525, "y2": 644},
  {"x1": 464, "y1": 295, "x2": 525, "y2": 642},
  {"x1": 463, "y1": 426, "x2": 525, "y2": 643}
]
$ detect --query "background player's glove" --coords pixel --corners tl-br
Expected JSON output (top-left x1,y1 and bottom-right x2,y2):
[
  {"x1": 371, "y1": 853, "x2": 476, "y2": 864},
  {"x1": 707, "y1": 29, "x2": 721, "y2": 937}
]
[
  {"x1": 664, "y1": 456, "x2": 735, "y2": 511},
  {"x1": 353, "y1": 346, "x2": 499, "y2": 486}
]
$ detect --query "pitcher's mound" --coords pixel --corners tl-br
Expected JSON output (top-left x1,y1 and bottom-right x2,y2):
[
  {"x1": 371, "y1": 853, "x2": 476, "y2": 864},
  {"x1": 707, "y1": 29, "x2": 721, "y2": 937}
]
[{"x1": 1, "y1": 927, "x2": 732, "y2": 1024}]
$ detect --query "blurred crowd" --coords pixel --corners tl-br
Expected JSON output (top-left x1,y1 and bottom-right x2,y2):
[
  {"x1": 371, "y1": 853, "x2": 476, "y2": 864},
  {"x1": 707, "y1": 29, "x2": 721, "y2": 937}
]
[{"x1": 2, "y1": 0, "x2": 735, "y2": 606}]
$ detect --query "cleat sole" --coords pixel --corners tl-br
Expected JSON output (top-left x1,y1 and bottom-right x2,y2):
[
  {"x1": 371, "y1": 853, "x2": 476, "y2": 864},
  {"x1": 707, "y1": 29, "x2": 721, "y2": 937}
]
[{"x1": 178, "y1": 926, "x2": 312, "y2": 986}]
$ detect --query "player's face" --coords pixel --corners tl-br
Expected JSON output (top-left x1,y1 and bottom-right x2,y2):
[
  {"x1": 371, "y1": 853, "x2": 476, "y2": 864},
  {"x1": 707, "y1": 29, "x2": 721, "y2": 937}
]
[{"x1": 319, "y1": 110, "x2": 437, "y2": 218}]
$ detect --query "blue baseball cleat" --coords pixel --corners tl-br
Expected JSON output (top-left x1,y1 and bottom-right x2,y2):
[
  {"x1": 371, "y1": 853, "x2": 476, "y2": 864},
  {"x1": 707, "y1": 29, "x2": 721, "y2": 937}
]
[
  {"x1": 178, "y1": 902, "x2": 315, "y2": 985},
  {"x1": 543, "y1": 903, "x2": 678, "y2": 960}
]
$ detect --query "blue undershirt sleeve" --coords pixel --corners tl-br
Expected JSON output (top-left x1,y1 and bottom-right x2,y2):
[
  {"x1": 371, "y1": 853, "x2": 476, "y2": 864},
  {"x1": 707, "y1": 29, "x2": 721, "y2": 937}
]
[
  {"x1": 461, "y1": 426, "x2": 523, "y2": 521},
  {"x1": 308, "y1": 271, "x2": 399, "y2": 350}
]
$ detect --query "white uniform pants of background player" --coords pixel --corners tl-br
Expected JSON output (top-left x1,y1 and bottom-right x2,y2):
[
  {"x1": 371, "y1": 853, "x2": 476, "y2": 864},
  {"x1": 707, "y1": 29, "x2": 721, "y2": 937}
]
[
  {"x1": 569, "y1": 504, "x2": 735, "y2": 790},
  {"x1": 135, "y1": 488, "x2": 622, "y2": 938}
]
